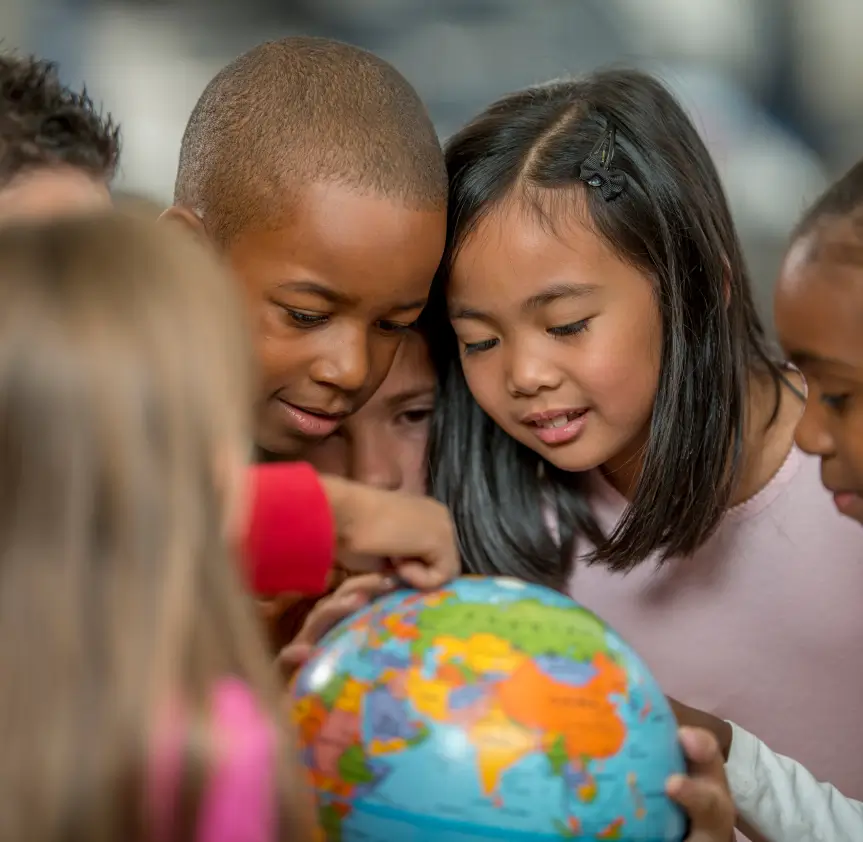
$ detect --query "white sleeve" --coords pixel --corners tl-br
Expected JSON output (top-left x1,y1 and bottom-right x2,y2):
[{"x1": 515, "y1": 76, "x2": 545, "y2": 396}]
[{"x1": 726, "y1": 721, "x2": 863, "y2": 842}]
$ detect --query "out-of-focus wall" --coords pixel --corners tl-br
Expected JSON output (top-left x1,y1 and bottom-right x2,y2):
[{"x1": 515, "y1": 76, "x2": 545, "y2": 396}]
[{"x1": 11, "y1": 0, "x2": 861, "y2": 326}]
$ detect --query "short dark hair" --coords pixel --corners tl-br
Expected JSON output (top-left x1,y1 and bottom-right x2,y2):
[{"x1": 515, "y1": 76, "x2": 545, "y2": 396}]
[
  {"x1": 0, "y1": 53, "x2": 119, "y2": 187},
  {"x1": 174, "y1": 37, "x2": 447, "y2": 242},
  {"x1": 425, "y1": 69, "x2": 784, "y2": 587},
  {"x1": 792, "y1": 159, "x2": 863, "y2": 248}
]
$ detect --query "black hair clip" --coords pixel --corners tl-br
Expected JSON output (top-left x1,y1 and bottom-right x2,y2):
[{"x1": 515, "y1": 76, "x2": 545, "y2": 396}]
[{"x1": 578, "y1": 124, "x2": 626, "y2": 201}]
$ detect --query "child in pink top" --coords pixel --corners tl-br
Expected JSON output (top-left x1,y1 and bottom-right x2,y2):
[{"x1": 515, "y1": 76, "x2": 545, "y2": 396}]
[
  {"x1": 424, "y1": 67, "x2": 863, "y2": 831},
  {"x1": 569, "y1": 447, "x2": 863, "y2": 802},
  {"x1": 152, "y1": 680, "x2": 281, "y2": 842},
  {"x1": 0, "y1": 214, "x2": 319, "y2": 842}
]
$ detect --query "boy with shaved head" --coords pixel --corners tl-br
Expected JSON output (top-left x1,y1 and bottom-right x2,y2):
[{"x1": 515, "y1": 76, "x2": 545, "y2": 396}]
[
  {"x1": 164, "y1": 37, "x2": 447, "y2": 459},
  {"x1": 163, "y1": 36, "x2": 456, "y2": 624}
]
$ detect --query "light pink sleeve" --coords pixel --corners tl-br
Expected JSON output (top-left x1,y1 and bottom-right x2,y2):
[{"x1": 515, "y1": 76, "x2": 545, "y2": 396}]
[{"x1": 151, "y1": 679, "x2": 277, "y2": 842}]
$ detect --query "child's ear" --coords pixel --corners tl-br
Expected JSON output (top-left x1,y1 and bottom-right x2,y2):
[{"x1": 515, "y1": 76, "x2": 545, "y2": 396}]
[{"x1": 159, "y1": 205, "x2": 210, "y2": 245}]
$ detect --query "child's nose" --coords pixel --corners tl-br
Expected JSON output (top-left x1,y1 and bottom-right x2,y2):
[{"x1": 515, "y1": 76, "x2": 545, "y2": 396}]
[
  {"x1": 507, "y1": 347, "x2": 562, "y2": 397},
  {"x1": 794, "y1": 400, "x2": 835, "y2": 457},
  {"x1": 350, "y1": 430, "x2": 402, "y2": 492},
  {"x1": 311, "y1": 331, "x2": 370, "y2": 394}
]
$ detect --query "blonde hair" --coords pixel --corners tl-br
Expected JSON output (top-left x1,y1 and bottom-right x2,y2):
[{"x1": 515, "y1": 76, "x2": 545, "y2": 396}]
[{"x1": 0, "y1": 213, "x2": 315, "y2": 841}]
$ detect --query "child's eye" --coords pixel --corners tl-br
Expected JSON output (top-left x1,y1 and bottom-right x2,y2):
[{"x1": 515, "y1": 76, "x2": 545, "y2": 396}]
[
  {"x1": 463, "y1": 338, "x2": 498, "y2": 355},
  {"x1": 397, "y1": 407, "x2": 434, "y2": 427},
  {"x1": 548, "y1": 318, "x2": 590, "y2": 338},
  {"x1": 284, "y1": 308, "x2": 328, "y2": 328},
  {"x1": 821, "y1": 393, "x2": 850, "y2": 413},
  {"x1": 377, "y1": 319, "x2": 415, "y2": 335}
]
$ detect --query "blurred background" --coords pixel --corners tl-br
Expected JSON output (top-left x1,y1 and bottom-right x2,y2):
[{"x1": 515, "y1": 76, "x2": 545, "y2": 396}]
[{"x1": 5, "y1": 0, "x2": 863, "y2": 323}]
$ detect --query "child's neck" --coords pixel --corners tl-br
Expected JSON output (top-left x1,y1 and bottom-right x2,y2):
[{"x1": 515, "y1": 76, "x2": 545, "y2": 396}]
[
  {"x1": 599, "y1": 367, "x2": 802, "y2": 505},
  {"x1": 732, "y1": 367, "x2": 802, "y2": 506}
]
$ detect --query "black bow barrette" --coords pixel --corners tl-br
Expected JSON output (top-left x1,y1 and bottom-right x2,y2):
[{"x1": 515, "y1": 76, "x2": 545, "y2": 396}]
[
  {"x1": 578, "y1": 123, "x2": 627, "y2": 201},
  {"x1": 578, "y1": 158, "x2": 626, "y2": 201}
]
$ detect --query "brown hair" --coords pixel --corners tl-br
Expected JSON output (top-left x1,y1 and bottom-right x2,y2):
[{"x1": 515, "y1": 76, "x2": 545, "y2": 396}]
[
  {"x1": 0, "y1": 51, "x2": 120, "y2": 187},
  {"x1": 0, "y1": 213, "x2": 316, "y2": 840}
]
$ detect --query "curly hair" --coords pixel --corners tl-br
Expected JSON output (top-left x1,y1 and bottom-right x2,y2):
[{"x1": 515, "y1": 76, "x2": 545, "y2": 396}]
[{"x1": 0, "y1": 52, "x2": 120, "y2": 187}]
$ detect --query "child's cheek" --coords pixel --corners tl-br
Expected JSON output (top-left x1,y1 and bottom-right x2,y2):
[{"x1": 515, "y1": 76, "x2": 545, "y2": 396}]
[{"x1": 581, "y1": 322, "x2": 660, "y2": 428}]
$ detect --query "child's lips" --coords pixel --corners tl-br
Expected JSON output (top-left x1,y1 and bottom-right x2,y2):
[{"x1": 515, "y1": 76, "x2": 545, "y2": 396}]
[
  {"x1": 278, "y1": 400, "x2": 347, "y2": 438},
  {"x1": 832, "y1": 490, "x2": 863, "y2": 514}
]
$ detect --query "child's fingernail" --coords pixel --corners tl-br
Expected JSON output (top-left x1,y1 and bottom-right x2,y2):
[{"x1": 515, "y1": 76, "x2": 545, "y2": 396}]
[
  {"x1": 381, "y1": 576, "x2": 397, "y2": 589},
  {"x1": 665, "y1": 774, "x2": 685, "y2": 796}
]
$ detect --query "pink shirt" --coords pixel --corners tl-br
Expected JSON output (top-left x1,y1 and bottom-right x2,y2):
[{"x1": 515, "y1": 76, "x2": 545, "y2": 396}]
[
  {"x1": 567, "y1": 446, "x2": 863, "y2": 801},
  {"x1": 152, "y1": 679, "x2": 276, "y2": 842}
]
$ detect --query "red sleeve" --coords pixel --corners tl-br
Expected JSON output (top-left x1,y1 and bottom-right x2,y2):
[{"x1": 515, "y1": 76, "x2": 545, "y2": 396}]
[{"x1": 242, "y1": 463, "x2": 334, "y2": 597}]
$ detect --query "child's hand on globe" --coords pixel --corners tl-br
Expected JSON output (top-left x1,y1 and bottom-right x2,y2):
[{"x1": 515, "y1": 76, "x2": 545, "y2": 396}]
[
  {"x1": 278, "y1": 573, "x2": 396, "y2": 679},
  {"x1": 667, "y1": 698, "x2": 732, "y2": 760},
  {"x1": 666, "y1": 727, "x2": 735, "y2": 842},
  {"x1": 320, "y1": 475, "x2": 460, "y2": 588}
]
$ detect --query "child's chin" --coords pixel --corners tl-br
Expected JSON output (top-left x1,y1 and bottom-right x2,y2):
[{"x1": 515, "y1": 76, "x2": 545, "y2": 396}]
[{"x1": 537, "y1": 446, "x2": 605, "y2": 475}]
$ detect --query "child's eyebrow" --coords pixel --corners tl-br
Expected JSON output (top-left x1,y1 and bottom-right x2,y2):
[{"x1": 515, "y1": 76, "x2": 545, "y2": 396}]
[
  {"x1": 276, "y1": 280, "x2": 425, "y2": 314},
  {"x1": 277, "y1": 280, "x2": 353, "y2": 306},
  {"x1": 391, "y1": 299, "x2": 428, "y2": 314},
  {"x1": 450, "y1": 282, "x2": 598, "y2": 322},
  {"x1": 522, "y1": 282, "x2": 599, "y2": 313},
  {"x1": 789, "y1": 349, "x2": 854, "y2": 370},
  {"x1": 386, "y1": 387, "x2": 436, "y2": 410}
]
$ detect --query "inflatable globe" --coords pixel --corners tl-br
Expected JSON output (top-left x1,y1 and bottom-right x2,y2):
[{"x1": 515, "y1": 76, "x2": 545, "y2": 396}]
[{"x1": 291, "y1": 576, "x2": 686, "y2": 841}]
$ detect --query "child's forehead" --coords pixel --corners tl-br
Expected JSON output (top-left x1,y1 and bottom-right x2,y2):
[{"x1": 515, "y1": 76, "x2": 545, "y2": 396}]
[
  {"x1": 777, "y1": 235, "x2": 863, "y2": 371},
  {"x1": 392, "y1": 332, "x2": 434, "y2": 379},
  {"x1": 227, "y1": 182, "x2": 445, "y2": 307},
  {"x1": 0, "y1": 168, "x2": 111, "y2": 223}
]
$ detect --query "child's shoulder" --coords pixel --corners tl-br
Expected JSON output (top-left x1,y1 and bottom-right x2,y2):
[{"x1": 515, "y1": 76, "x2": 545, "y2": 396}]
[
  {"x1": 728, "y1": 443, "x2": 856, "y2": 535},
  {"x1": 152, "y1": 680, "x2": 277, "y2": 842}
]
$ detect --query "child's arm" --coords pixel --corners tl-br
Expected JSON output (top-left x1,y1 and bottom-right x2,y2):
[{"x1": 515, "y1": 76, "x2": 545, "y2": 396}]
[
  {"x1": 728, "y1": 721, "x2": 863, "y2": 842},
  {"x1": 244, "y1": 464, "x2": 459, "y2": 597},
  {"x1": 245, "y1": 463, "x2": 335, "y2": 596},
  {"x1": 670, "y1": 698, "x2": 863, "y2": 842}
]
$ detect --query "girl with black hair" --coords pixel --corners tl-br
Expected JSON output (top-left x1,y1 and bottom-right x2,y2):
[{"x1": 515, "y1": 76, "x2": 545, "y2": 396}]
[{"x1": 425, "y1": 69, "x2": 863, "y2": 811}]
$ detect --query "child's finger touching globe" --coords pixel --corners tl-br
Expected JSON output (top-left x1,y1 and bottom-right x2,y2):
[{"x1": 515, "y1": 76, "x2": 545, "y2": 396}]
[
  {"x1": 667, "y1": 727, "x2": 735, "y2": 842},
  {"x1": 278, "y1": 573, "x2": 397, "y2": 677}
]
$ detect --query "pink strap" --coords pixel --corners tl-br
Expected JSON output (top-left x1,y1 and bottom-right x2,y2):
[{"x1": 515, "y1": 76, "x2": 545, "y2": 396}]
[{"x1": 152, "y1": 679, "x2": 276, "y2": 842}]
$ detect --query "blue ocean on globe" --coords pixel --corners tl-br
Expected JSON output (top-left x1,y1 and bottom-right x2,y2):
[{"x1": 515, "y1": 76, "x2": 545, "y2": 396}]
[{"x1": 291, "y1": 575, "x2": 687, "y2": 841}]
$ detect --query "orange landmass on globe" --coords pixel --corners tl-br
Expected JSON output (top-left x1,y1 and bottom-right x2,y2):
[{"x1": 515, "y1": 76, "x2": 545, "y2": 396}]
[
  {"x1": 403, "y1": 637, "x2": 628, "y2": 804},
  {"x1": 381, "y1": 613, "x2": 421, "y2": 640},
  {"x1": 495, "y1": 651, "x2": 627, "y2": 759},
  {"x1": 597, "y1": 816, "x2": 625, "y2": 838},
  {"x1": 294, "y1": 695, "x2": 328, "y2": 746}
]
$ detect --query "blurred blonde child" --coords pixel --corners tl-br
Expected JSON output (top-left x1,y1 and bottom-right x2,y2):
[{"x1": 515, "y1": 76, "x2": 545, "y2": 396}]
[{"x1": 0, "y1": 212, "x2": 317, "y2": 841}]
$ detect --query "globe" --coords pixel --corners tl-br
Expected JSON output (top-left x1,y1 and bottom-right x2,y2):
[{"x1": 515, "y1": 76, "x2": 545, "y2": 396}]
[{"x1": 291, "y1": 576, "x2": 687, "y2": 841}]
